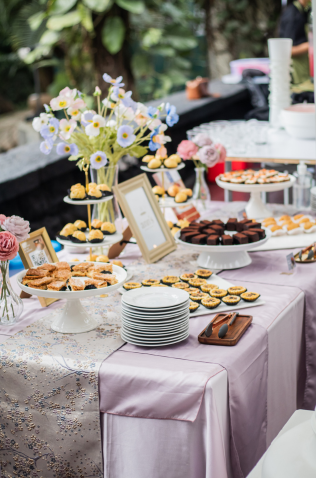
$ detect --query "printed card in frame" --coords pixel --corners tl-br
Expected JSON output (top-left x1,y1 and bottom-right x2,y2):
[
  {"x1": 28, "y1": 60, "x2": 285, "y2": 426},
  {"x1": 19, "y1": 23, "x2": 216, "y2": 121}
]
[
  {"x1": 19, "y1": 227, "x2": 59, "y2": 307},
  {"x1": 113, "y1": 174, "x2": 176, "y2": 263}
]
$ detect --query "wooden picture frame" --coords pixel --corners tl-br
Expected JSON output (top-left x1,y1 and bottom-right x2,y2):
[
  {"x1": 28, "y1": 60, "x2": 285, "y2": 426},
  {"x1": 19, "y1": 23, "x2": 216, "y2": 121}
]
[
  {"x1": 19, "y1": 227, "x2": 59, "y2": 307},
  {"x1": 113, "y1": 174, "x2": 176, "y2": 263}
]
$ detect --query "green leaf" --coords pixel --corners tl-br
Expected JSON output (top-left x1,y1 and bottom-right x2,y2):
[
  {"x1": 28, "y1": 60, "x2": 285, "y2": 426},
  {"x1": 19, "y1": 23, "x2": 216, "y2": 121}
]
[
  {"x1": 28, "y1": 12, "x2": 46, "y2": 31},
  {"x1": 39, "y1": 30, "x2": 60, "y2": 45},
  {"x1": 69, "y1": 154, "x2": 81, "y2": 161},
  {"x1": 162, "y1": 35, "x2": 198, "y2": 51},
  {"x1": 82, "y1": 0, "x2": 113, "y2": 12},
  {"x1": 47, "y1": 11, "x2": 81, "y2": 30},
  {"x1": 129, "y1": 145, "x2": 148, "y2": 158},
  {"x1": 116, "y1": 0, "x2": 145, "y2": 14},
  {"x1": 50, "y1": 0, "x2": 77, "y2": 15},
  {"x1": 150, "y1": 46, "x2": 175, "y2": 57},
  {"x1": 77, "y1": 3, "x2": 94, "y2": 32},
  {"x1": 102, "y1": 16, "x2": 125, "y2": 54},
  {"x1": 142, "y1": 28, "x2": 162, "y2": 48}
]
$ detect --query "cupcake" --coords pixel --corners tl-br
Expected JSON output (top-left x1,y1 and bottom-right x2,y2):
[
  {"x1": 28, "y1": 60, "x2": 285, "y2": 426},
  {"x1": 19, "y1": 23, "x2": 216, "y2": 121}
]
[
  {"x1": 101, "y1": 222, "x2": 116, "y2": 235},
  {"x1": 88, "y1": 229, "x2": 104, "y2": 243},
  {"x1": 74, "y1": 220, "x2": 87, "y2": 232},
  {"x1": 71, "y1": 231, "x2": 87, "y2": 243}
]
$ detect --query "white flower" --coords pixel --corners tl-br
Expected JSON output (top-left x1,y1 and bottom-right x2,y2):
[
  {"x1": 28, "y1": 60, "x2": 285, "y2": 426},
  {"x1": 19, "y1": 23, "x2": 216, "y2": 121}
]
[
  {"x1": 59, "y1": 119, "x2": 77, "y2": 140},
  {"x1": 32, "y1": 113, "x2": 49, "y2": 132},
  {"x1": 157, "y1": 102, "x2": 165, "y2": 111},
  {"x1": 157, "y1": 134, "x2": 171, "y2": 144},
  {"x1": 59, "y1": 86, "x2": 77, "y2": 100},
  {"x1": 136, "y1": 103, "x2": 148, "y2": 114},
  {"x1": 115, "y1": 103, "x2": 135, "y2": 121},
  {"x1": 102, "y1": 98, "x2": 117, "y2": 109},
  {"x1": 106, "y1": 119, "x2": 117, "y2": 128},
  {"x1": 67, "y1": 106, "x2": 81, "y2": 121},
  {"x1": 50, "y1": 96, "x2": 71, "y2": 111},
  {"x1": 85, "y1": 114, "x2": 106, "y2": 136},
  {"x1": 148, "y1": 118, "x2": 162, "y2": 131},
  {"x1": 158, "y1": 123, "x2": 167, "y2": 133}
]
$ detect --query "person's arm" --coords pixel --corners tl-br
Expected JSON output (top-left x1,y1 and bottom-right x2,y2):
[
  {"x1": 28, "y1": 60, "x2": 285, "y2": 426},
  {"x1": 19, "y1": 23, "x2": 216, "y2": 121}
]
[{"x1": 292, "y1": 42, "x2": 309, "y2": 56}]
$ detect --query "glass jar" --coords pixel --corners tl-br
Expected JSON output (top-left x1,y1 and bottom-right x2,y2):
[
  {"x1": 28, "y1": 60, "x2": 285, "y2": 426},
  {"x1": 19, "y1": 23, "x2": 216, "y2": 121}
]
[{"x1": 0, "y1": 261, "x2": 23, "y2": 325}]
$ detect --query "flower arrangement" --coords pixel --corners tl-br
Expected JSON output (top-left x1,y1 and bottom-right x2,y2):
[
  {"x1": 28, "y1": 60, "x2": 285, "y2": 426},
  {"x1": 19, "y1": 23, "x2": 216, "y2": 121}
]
[
  {"x1": 177, "y1": 133, "x2": 226, "y2": 169},
  {"x1": 0, "y1": 215, "x2": 30, "y2": 324}
]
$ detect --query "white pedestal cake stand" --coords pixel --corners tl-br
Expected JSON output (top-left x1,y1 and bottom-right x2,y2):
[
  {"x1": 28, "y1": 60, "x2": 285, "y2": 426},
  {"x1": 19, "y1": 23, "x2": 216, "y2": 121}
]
[
  {"x1": 56, "y1": 231, "x2": 123, "y2": 249},
  {"x1": 215, "y1": 175, "x2": 296, "y2": 219},
  {"x1": 175, "y1": 230, "x2": 271, "y2": 269},
  {"x1": 17, "y1": 263, "x2": 127, "y2": 334}
]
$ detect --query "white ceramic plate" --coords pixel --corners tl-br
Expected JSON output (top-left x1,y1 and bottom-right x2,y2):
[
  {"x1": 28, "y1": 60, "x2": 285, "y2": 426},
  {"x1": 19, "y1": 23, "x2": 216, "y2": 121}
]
[
  {"x1": 56, "y1": 231, "x2": 123, "y2": 249},
  {"x1": 121, "y1": 302, "x2": 189, "y2": 317},
  {"x1": 215, "y1": 174, "x2": 296, "y2": 193},
  {"x1": 63, "y1": 195, "x2": 113, "y2": 205},
  {"x1": 140, "y1": 163, "x2": 185, "y2": 173},
  {"x1": 158, "y1": 196, "x2": 194, "y2": 209},
  {"x1": 121, "y1": 313, "x2": 189, "y2": 326},
  {"x1": 121, "y1": 318, "x2": 190, "y2": 331},
  {"x1": 122, "y1": 323, "x2": 189, "y2": 338},
  {"x1": 122, "y1": 287, "x2": 189, "y2": 309},
  {"x1": 121, "y1": 329, "x2": 190, "y2": 347}
]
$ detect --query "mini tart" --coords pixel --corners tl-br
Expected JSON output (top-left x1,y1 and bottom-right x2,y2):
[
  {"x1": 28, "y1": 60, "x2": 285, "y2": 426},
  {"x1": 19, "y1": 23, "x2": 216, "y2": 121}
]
[
  {"x1": 172, "y1": 282, "x2": 190, "y2": 290},
  {"x1": 91, "y1": 219, "x2": 102, "y2": 229},
  {"x1": 210, "y1": 289, "x2": 227, "y2": 298},
  {"x1": 201, "y1": 297, "x2": 221, "y2": 309},
  {"x1": 180, "y1": 273, "x2": 197, "y2": 282},
  {"x1": 123, "y1": 282, "x2": 142, "y2": 290},
  {"x1": 71, "y1": 231, "x2": 87, "y2": 243},
  {"x1": 188, "y1": 287, "x2": 200, "y2": 294},
  {"x1": 189, "y1": 301, "x2": 200, "y2": 312},
  {"x1": 195, "y1": 269, "x2": 212, "y2": 279},
  {"x1": 189, "y1": 292, "x2": 209, "y2": 303},
  {"x1": 222, "y1": 295, "x2": 241, "y2": 306},
  {"x1": 142, "y1": 279, "x2": 160, "y2": 287},
  {"x1": 162, "y1": 275, "x2": 180, "y2": 286},
  {"x1": 188, "y1": 278, "x2": 208, "y2": 288},
  {"x1": 241, "y1": 292, "x2": 260, "y2": 302},
  {"x1": 227, "y1": 286, "x2": 247, "y2": 296},
  {"x1": 101, "y1": 222, "x2": 116, "y2": 235},
  {"x1": 74, "y1": 220, "x2": 87, "y2": 231},
  {"x1": 88, "y1": 229, "x2": 104, "y2": 243},
  {"x1": 201, "y1": 284, "x2": 219, "y2": 293},
  {"x1": 151, "y1": 284, "x2": 168, "y2": 287}
]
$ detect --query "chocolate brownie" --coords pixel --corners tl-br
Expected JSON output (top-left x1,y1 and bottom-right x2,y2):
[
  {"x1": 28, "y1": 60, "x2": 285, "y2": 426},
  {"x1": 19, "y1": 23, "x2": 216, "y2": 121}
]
[
  {"x1": 243, "y1": 230, "x2": 259, "y2": 242},
  {"x1": 210, "y1": 225, "x2": 224, "y2": 235},
  {"x1": 221, "y1": 234, "x2": 233, "y2": 245},
  {"x1": 233, "y1": 233, "x2": 249, "y2": 244},
  {"x1": 211, "y1": 219, "x2": 225, "y2": 227},
  {"x1": 181, "y1": 232, "x2": 200, "y2": 243},
  {"x1": 202, "y1": 228, "x2": 217, "y2": 235},
  {"x1": 246, "y1": 221, "x2": 262, "y2": 230},
  {"x1": 225, "y1": 218, "x2": 237, "y2": 231},
  {"x1": 236, "y1": 219, "x2": 253, "y2": 232},
  {"x1": 200, "y1": 220, "x2": 212, "y2": 226},
  {"x1": 192, "y1": 234, "x2": 208, "y2": 245},
  {"x1": 250, "y1": 228, "x2": 265, "y2": 239},
  {"x1": 207, "y1": 235, "x2": 220, "y2": 245}
]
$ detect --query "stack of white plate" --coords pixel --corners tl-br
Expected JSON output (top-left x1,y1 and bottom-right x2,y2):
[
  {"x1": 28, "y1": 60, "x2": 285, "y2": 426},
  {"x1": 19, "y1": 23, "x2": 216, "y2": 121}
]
[
  {"x1": 311, "y1": 186, "x2": 316, "y2": 213},
  {"x1": 121, "y1": 288, "x2": 190, "y2": 347}
]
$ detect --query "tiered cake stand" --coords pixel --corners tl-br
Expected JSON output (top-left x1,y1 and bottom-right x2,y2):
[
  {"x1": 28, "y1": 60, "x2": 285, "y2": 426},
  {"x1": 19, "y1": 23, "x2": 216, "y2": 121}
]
[
  {"x1": 175, "y1": 229, "x2": 271, "y2": 269},
  {"x1": 215, "y1": 175, "x2": 296, "y2": 219},
  {"x1": 17, "y1": 262, "x2": 127, "y2": 334}
]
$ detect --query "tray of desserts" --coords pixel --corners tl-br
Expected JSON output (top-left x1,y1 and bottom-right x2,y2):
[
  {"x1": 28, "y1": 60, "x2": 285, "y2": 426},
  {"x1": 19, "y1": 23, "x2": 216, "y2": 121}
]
[
  {"x1": 198, "y1": 312, "x2": 253, "y2": 346},
  {"x1": 118, "y1": 269, "x2": 264, "y2": 317},
  {"x1": 152, "y1": 185, "x2": 194, "y2": 207},
  {"x1": 17, "y1": 261, "x2": 126, "y2": 299},
  {"x1": 218, "y1": 169, "x2": 291, "y2": 185},
  {"x1": 56, "y1": 219, "x2": 123, "y2": 247},
  {"x1": 216, "y1": 171, "x2": 295, "y2": 194},
  {"x1": 141, "y1": 154, "x2": 185, "y2": 172},
  {"x1": 64, "y1": 182, "x2": 113, "y2": 204}
]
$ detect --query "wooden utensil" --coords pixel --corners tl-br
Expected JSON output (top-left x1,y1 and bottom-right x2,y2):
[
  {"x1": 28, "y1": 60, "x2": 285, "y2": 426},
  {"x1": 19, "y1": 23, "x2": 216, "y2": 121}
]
[{"x1": 198, "y1": 313, "x2": 253, "y2": 346}]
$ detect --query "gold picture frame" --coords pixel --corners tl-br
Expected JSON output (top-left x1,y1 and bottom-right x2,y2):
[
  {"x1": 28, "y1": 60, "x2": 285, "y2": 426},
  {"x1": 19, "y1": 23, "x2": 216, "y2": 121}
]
[
  {"x1": 19, "y1": 227, "x2": 59, "y2": 307},
  {"x1": 113, "y1": 173, "x2": 176, "y2": 263}
]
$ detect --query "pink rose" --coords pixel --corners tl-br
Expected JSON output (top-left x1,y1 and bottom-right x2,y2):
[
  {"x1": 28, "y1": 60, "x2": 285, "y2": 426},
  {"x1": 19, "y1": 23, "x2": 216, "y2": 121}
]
[
  {"x1": 0, "y1": 215, "x2": 6, "y2": 225},
  {"x1": 198, "y1": 145, "x2": 219, "y2": 168},
  {"x1": 215, "y1": 143, "x2": 226, "y2": 163},
  {"x1": 2, "y1": 216, "x2": 30, "y2": 243},
  {"x1": 193, "y1": 133, "x2": 213, "y2": 148},
  {"x1": 177, "y1": 140, "x2": 199, "y2": 160},
  {"x1": 0, "y1": 231, "x2": 19, "y2": 261}
]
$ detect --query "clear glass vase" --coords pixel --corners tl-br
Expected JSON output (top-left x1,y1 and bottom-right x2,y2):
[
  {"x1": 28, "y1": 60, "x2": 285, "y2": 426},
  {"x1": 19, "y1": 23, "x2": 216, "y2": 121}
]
[
  {"x1": 0, "y1": 261, "x2": 23, "y2": 326},
  {"x1": 193, "y1": 167, "x2": 211, "y2": 203},
  {"x1": 90, "y1": 164, "x2": 120, "y2": 224}
]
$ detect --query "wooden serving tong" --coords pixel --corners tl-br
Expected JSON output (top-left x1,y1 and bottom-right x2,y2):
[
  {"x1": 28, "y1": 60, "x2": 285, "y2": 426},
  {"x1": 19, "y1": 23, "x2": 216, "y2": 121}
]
[{"x1": 205, "y1": 312, "x2": 239, "y2": 338}]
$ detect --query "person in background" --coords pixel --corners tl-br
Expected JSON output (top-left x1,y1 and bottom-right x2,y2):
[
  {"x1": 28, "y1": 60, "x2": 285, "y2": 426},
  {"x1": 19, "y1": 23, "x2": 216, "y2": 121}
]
[{"x1": 279, "y1": 0, "x2": 311, "y2": 85}]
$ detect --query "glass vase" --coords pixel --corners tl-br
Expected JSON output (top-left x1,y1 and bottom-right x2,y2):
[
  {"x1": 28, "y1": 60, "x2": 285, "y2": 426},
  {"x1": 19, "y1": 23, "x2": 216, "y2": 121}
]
[
  {"x1": 90, "y1": 164, "x2": 120, "y2": 224},
  {"x1": 193, "y1": 167, "x2": 211, "y2": 203},
  {"x1": 0, "y1": 261, "x2": 23, "y2": 326}
]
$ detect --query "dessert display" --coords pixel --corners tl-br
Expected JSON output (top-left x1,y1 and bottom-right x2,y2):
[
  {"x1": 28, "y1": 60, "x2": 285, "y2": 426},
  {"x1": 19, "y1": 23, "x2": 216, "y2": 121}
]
[
  {"x1": 143, "y1": 153, "x2": 182, "y2": 170},
  {"x1": 218, "y1": 169, "x2": 290, "y2": 184},
  {"x1": 262, "y1": 215, "x2": 316, "y2": 236},
  {"x1": 22, "y1": 262, "x2": 119, "y2": 292},
  {"x1": 68, "y1": 182, "x2": 112, "y2": 201}
]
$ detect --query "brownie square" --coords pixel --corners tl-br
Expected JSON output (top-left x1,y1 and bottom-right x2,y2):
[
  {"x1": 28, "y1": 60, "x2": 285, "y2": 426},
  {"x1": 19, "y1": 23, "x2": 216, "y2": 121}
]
[
  {"x1": 233, "y1": 233, "x2": 249, "y2": 244},
  {"x1": 225, "y1": 218, "x2": 238, "y2": 231},
  {"x1": 243, "y1": 230, "x2": 259, "y2": 242},
  {"x1": 200, "y1": 220, "x2": 212, "y2": 226},
  {"x1": 221, "y1": 234, "x2": 233, "y2": 245},
  {"x1": 192, "y1": 234, "x2": 208, "y2": 245},
  {"x1": 189, "y1": 221, "x2": 200, "y2": 227},
  {"x1": 250, "y1": 228, "x2": 265, "y2": 239},
  {"x1": 181, "y1": 232, "x2": 200, "y2": 243},
  {"x1": 236, "y1": 219, "x2": 253, "y2": 232},
  {"x1": 211, "y1": 219, "x2": 225, "y2": 227},
  {"x1": 210, "y1": 225, "x2": 224, "y2": 235},
  {"x1": 246, "y1": 221, "x2": 262, "y2": 230},
  {"x1": 202, "y1": 228, "x2": 217, "y2": 235},
  {"x1": 207, "y1": 235, "x2": 220, "y2": 245}
]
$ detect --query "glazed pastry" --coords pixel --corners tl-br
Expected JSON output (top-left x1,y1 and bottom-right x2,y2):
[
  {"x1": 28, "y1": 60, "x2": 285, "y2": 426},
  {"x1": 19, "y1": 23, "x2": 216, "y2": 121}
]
[
  {"x1": 162, "y1": 275, "x2": 180, "y2": 286},
  {"x1": 142, "y1": 155, "x2": 155, "y2": 163},
  {"x1": 97, "y1": 184, "x2": 111, "y2": 194},
  {"x1": 175, "y1": 192, "x2": 188, "y2": 203},
  {"x1": 47, "y1": 280, "x2": 67, "y2": 291},
  {"x1": 60, "y1": 223, "x2": 78, "y2": 238},
  {"x1": 96, "y1": 255, "x2": 109, "y2": 262},
  {"x1": 210, "y1": 289, "x2": 227, "y2": 298},
  {"x1": 195, "y1": 269, "x2": 212, "y2": 279},
  {"x1": 241, "y1": 292, "x2": 260, "y2": 302},
  {"x1": 101, "y1": 222, "x2": 116, "y2": 235},
  {"x1": 167, "y1": 185, "x2": 180, "y2": 197},
  {"x1": 168, "y1": 154, "x2": 182, "y2": 164},
  {"x1": 111, "y1": 260, "x2": 123, "y2": 268},
  {"x1": 91, "y1": 219, "x2": 102, "y2": 230},
  {"x1": 164, "y1": 158, "x2": 178, "y2": 169},
  {"x1": 190, "y1": 292, "x2": 209, "y2": 303},
  {"x1": 181, "y1": 188, "x2": 192, "y2": 198},
  {"x1": 201, "y1": 284, "x2": 219, "y2": 293},
  {"x1": 152, "y1": 186, "x2": 165, "y2": 197},
  {"x1": 293, "y1": 214, "x2": 304, "y2": 221},
  {"x1": 172, "y1": 282, "x2": 191, "y2": 290},
  {"x1": 26, "y1": 277, "x2": 54, "y2": 290},
  {"x1": 189, "y1": 301, "x2": 200, "y2": 312},
  {"x1": 201, "y1": 297, "x2": 221, "y2": 309},
  {"x1": 142, "y1": 279, "x2": 160, "y2": 287},
  {"x1": 87, "y1": 185, "x2": 102, "y2": 199},
  {"x1": 71, "y1": 231, "x2": 87, "y2": 243},
  {"x1": 188, "y1": 278, "x2": 207, "y2": 288},
  {"x1": 70, "y1": 184, "x2": 86, "y2": 200},
  {"x1": 222, "y1": 295, "x2": 241, "y2": 306},
  {"x1": 69, "y1": 278, "x2": 85, "y2": 291},
  {"x1": 123, "y1": 282, "x2": 142, "y2": 290},
  {"x1": 180, "y1": 273, "x2": 197, "y2": 282},
  {"x1": 74, "y1": 220, "x2": 87, "y2": 231},
  {"x1": 88, "y1": 229, "x2": 104, "y2": 243},
  {"x1": 148, "y1": 158, "x2": 162, "y2": 169},
  {"x1": 227, "y1": 286, "x2": 247, "y2": 296}
]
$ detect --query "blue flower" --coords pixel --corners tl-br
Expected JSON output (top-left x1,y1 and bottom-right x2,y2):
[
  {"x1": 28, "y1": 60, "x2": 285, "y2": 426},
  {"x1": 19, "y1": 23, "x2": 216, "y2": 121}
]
[
  {"x1": 90, "y1": 151, "x2": 108, "y2": 169},
  {"x1": 56, "y1": 142, "x2": 78, "y2": 156},
  {"x1": 40, "y1": 139, "x2": 54, "y2": 155},
  {"x1": 103, "y1": 73, "x2": 125, "y2": 88},
  {"x1": 147, "y1": 106, "x2": 159, "y2": 119},
  {"x1": 165, "y1": 103, "x2": 179, "y2": 127},
  {"x1": 117, "y1": 125, "x2": 136, "y2": 148},
  {"x1": 148, "y1": 128, "x2": 161, "y2": 151},
  {"x1": 112, "y1": 87, "x2": 133, "y2": 107},
  {"x1": 40, "y1": 118, "x2": 59, "y2": 139}
]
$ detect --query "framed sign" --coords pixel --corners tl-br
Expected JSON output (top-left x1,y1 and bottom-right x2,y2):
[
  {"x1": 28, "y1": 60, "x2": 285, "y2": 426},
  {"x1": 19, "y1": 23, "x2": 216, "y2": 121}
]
[
  {"x1": 19, "y1": 227, "x2": 59, "y2": 307},
  {"x1": 113, "y1": 174, "x2": 176, "y2": 263}
]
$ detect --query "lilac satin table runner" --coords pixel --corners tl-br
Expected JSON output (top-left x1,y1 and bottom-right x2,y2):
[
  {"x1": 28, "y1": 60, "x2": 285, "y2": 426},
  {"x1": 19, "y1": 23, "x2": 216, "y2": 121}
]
[
  {"x1": 220, "y1": 249, "x2": 316, "y2": 410},
  {"x1": 100, "y1": 282, "x2": 302, "y2": 478}
]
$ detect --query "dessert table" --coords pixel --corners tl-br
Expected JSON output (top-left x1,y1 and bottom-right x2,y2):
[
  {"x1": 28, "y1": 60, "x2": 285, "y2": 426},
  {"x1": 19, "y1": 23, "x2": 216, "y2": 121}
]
[{"x1": 0, "y1": 201, "x2": 314, "y2": 478}]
